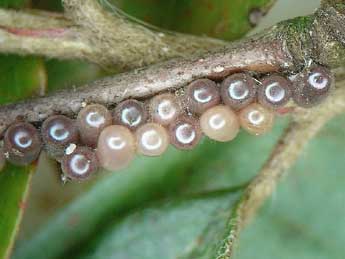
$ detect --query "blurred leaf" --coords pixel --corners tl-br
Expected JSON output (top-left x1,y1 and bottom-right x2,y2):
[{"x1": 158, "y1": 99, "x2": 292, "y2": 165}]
[
  {"x1": 77, "y1": 190, "x2": 242, "y2": 259},
  {"x1": 44, "y1": 60, "x2": 105, "y2": 93},
  {"x1": 0, "y1": 0, "x2": 28, "y2": 8},
  {"x1": 0, "y1": 55, "x2": 46, "y2": 105},
  {"x1": 14, "y1": 118, "x2": 288, "y2": 259},
  {"x1": 0, "y1": 54, "x2": 46, "y2": 259},
  {"x1": 31, "y1": 0, "x2": 63, "y2": 12},
  {"x1": 234, "y1": 115, "x2": 345, "y2": 259},
  {"x1": 105, "y1": 0, "x2": 276, "y2": 40},
  {"x1": 0, "y1": 165, "x2": 33, "y2": 259}
]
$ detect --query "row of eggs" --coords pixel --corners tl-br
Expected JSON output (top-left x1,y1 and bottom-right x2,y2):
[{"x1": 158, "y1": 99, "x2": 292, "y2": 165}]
[{"x1": 0, "y1": 65, "x2": 332, "y2": 181}]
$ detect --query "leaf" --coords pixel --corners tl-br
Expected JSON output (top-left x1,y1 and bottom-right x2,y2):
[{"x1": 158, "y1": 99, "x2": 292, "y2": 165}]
[
  {"x1": 233, "y1": 115, "x2": 345, "y2": 259},
  {"x1": 0, "y1": 0, "x2": 28, "y2": 8},
  {"x1": 44, "y1": 60, "x2": 105, "y2": 92},
  {"x1": 0, "y1": 55, "x2": 46, "y2": 105},
  {"x1": 0, "y1": 165, "x2": 33, "y2": 259},
  {"x1": 77, "y1": 190, "x2": 243, "y2": 259},
  {"x1": 0, "y1": 54, "x2": 46, "y2": 258},
  {"x1": 105, "y1": 0, "x2": 276, "y2": 40},
  {"x1": 14, "y1": 118, "x2": 288, "y2": 259}
]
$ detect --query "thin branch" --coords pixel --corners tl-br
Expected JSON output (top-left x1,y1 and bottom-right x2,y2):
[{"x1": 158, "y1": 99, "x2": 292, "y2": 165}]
[
  {"x1": 0, "y1": 1, "x2": 227, "y2": 70},
  {"x1": 1, "y1": 3, "x2": 345, "y2": 135},
  {"x1": 0, "y1": 9, "x2": 71, "y2": 28},
  {"x1": 219, "y1": 81, "x2": 345, "y2": 258},
  {"x1": 0, "y1": 35, "x2": 292, "y2": 136},
  {"x1": 0, "y1": 29, "x2": 93, "y2": 60}
]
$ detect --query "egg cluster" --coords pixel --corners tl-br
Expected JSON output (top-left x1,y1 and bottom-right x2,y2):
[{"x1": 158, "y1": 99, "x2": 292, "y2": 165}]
[{"x1": 0, "y1": 65, "x2": 332, "y2": 180}]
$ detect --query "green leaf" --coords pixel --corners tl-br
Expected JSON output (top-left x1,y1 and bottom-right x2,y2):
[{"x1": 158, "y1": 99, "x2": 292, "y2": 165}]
[
  {"x1": 0, "y1": 55, "x2": 46, "y2": 105},
  {"x1": 234, "y1": 115, "x2": 345, "y2": 259},
  {"x1": 105, "y1": 0, "x2": 276, "y2": 40},
  {"x1": 14, "y1": 118, "x2": 288, "y2": 259},
  {"x1": 0, "y1": 165, "x2": 33, "y2": 259},
  {"x1": 78, "y1": 190, "x2": 243, "y2": 259},
  {"x1": 44, "y1": 60, "x2": 105, "y2": 92},
  {"x1": 0, "y1": 0, "x2": 28, "y2": 8},
  {"x1": 0, "y1": 54, "x2": 46, "y2": 258}
]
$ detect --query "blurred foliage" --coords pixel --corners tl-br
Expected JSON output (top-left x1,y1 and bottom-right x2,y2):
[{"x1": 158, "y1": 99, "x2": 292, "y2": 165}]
[
  {"x1": 235, "y1": 115, "x2": 345, "y2": 259},
  {"x1": 0, "y1": 56, "x2": 46, "y2": 105},
  {"x1": 0, "y1": 54, "x2": 45, "y2": 259},
  {"x1": 104, "y1": 0, "x2": 275, "y2": 40},
  {"x1": 0, "y1": 165, "x2": 33, "y2": 259},
  {"x1": 0, "y1": 0, "x2": 28, "y2": 8}
]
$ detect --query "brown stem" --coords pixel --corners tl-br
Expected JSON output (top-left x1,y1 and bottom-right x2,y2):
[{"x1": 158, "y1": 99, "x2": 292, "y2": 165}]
[
  {"x1": 0, "y1": 36, "x2": 291, "y2": 136},
  {"x1": 1, "y1": 3, "x2": 345, "y2": 135}
]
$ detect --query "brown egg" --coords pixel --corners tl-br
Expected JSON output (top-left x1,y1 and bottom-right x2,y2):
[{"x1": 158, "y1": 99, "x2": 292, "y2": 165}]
[
  {"x1": 61, "y1": 146, "x2": 99, "y2": 181},
  {"x1": 136, "y1": 123, "x2": 169, "y2": 156},
  {"x1": 258, "y1": 75, "x2": 292, "y2": 109},
  {"x1": 169, "y1": 116, "x2": 202, "y2": 150},
  {"x1": 238, "y1": 103, "x2": 275, "y2": 135},
  {"x1": 3, "y1": 122, "x2": 42, "y2": 165},
  {"x1": 41, "y1": 115, "x2": 79, "y2": 161},
  {"x1": 77, "y1": 104, "x2": 112, "y2": 148},
  {"x1": 149, "y1": 93, "x2": 181, "y2": 126},
  {"x1": 113, "y1": 99, "x2": 148, "y2": 130},
  {"x1": 200, "y1": 105, "x2": 239, "y2": 142},
  {"x1": 186, "y1": 79, "x2": 220, "y2": 114},
  {"x1": 292, "y1": 66, "x2": 332, "y2": 108},
  {"x1": 97, "y1": 125, "x2": 136, "y2": 171},
  {"x1": 220, "y1": 73, "x2": 257, "y2": 110}
]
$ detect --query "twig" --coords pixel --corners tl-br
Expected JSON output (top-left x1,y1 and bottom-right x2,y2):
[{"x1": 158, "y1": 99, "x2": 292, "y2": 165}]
[
  {"x1": 0, "y1": 36, "x2": 291, "y2": 135},
  {"x1": 0, "y1": 1, "x2": 227, "y2": 70},
  {"x1": 1, "y1": 4, "x2": 345, "y2": 135},
  {"x1": 219, "y1": 81, "x2": 345, "y2": 258}
]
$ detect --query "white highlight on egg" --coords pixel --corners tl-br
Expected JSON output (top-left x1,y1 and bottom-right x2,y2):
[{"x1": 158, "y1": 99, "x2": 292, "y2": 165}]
[
  {"x1": 265, "y1": 82, "x2": 285, "y2": 103},
  {"x1": 141, "y1": 130, "x2": 162, "y2": 151},
  {"x1": 108, "y1": 137, "x2": 126, "y2": 150},
  {"x1": 157, "y1": 100, "x2": 176, "y2": 121},
  {"x1": 70, "y1": 154, "x2": 90, "y2": 175},
  {"x1": 86, "y1": 112, "x2": 105, "y2": 128},
  {"x1": 14, "y1": 131, "x2": 32, "y2": 149},
  {"x1": 175, "y1": 124, "x2": 195, "y2": 144},
  {"x1": 50, "y1": 123, "x2": 69, "y2": 141},
  {"x1": 193, "y1": 88, "x2": 212, "y2": 103},
  {"x1": 122, "y1": 107, "x2": 142, "y2": 127},
  {"x1": 248, "y1": 110, "x2": 264, "y2": 125},
  {"x1": 308, "y1": 72, "x2": 328, "y2": 90},
  {"x1": 209, "y1": 114, "x2": 226, "y2": 130},
  {"x1": 229, "y1": 81, "x2": 249, "y2": 100}
]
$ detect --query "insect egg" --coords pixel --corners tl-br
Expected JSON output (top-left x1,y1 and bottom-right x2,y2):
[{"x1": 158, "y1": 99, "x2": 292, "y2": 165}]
[
  {"x1": 169, "y1": 115, "x2": 202, "y2": 150},
  {"x1": 77, "y1": 104, "x2": 112, "y2": 148},
  {"x1": 149, "y1": 93, "x2": 181, "y2": 126},
  {"x1": 258, "y1": 75, "x2": 292, "y2": 109},
  {"x1": 135, "y1": 123, "x2": 169, "y2": 156},
  {"x1": 238, "y1": 103, "x2": 274, "y2": 135},
  {"x1": 3, "y1": 122, "x2": 42, "y2": 165},
  {"x1": 97, "y1": 125, "x2": 136, "y2": 171},
  {"x1": 113, "y1": 99, "x2": 148, "y2": 130},
  {"x1": 220, "y1": 73, "x2": 257, "y2": 110},
  {"x1": 200, "y1": 105, "x2": 239, "y2": 142},
  {"x1": 292, "y1": 66, "x2": 332, "y2": 108},
  {"x1": 41, "y1": 115, "x2": 79, "y2": 160},
  {"x1": 186, "y1": 79, "x2": 220, "y2": 114},
  {"x1": 61, "y1": 146, "x2": 99, "y2": 180}
]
